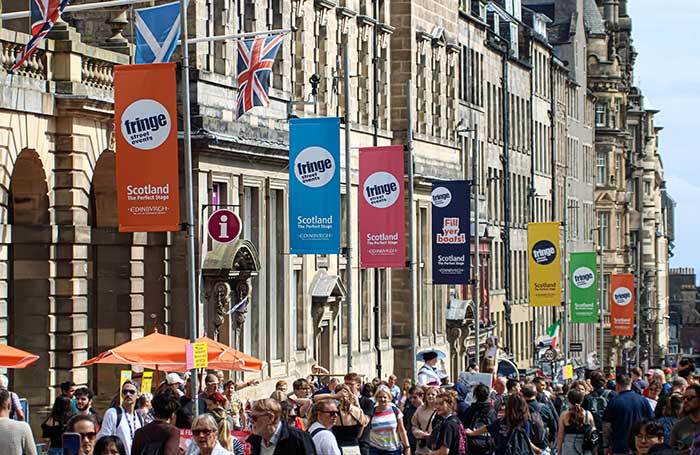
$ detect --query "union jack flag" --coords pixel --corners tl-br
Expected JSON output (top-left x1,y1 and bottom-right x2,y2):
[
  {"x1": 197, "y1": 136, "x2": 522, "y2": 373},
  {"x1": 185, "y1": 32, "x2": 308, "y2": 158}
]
[
  {"x1": 235, "y1": 33, "x2": 286, "y2": 119},
  {"x1": 10, "y1": 0, "x2": 71, "y2": 73}
]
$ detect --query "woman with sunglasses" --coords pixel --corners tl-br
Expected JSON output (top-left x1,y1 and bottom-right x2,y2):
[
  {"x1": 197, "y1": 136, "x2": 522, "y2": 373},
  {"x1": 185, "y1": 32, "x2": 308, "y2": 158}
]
[
  {"x1": 66, "y1": 414, "x2": 99, "y2": 455},
  {"x1": 331, "y1": 384, "x2": 369, "y2": 455},
  {"x1": 186, "y1": 414, "x2": 242, "y2": 455}
]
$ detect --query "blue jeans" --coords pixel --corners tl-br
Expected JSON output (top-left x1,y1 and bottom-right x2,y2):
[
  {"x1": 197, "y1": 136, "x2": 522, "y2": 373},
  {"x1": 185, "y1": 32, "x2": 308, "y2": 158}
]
[{"x1": 368, "y1": 448, "x2": 402, "y2": 455}]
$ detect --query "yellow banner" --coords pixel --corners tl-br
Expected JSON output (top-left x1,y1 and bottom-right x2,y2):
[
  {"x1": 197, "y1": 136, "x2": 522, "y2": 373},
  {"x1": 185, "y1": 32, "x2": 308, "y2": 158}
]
[
  {"x1": 528, "y1": 222, "x2": 561, "y2": 307},
  {"x1": 563, "y1": 364, "x2": 573, "y2": 380},
  {"x1": 141, "y1": 371, "x2": 154, "y2": 394}
]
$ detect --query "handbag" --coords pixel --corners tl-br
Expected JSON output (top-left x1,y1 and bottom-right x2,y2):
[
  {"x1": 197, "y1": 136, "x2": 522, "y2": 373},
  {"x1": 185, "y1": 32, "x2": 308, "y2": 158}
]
[{"x1": 582, "y1": 421, "x2": 599, "y2": 451}]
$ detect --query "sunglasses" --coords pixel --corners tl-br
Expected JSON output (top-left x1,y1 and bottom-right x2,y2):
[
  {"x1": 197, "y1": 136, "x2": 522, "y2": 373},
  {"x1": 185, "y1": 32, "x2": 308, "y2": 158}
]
[
  {"x1": 192, "y1": 429, "x2": 214, "y2": 437},
  {"x1": 250, "y1": 414, "x2": 268, "y2": 422},
  {"x1": 78, "y1": 432, "x2": 97, "y2": 440},
  {"x1": 122, "y1": 389, "x2": 137, "y2": 396},
  {"x1": 320, "y1": 410, "x2": 339, "y2": 417}
]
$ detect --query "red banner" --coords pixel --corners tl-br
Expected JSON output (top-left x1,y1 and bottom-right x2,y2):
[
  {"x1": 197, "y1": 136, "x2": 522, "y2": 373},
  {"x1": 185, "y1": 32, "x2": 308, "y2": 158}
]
[
  {"x1": 359, "y1": 145, "x2": 406, "y2": 268},
  {"x1": 115, "y1": 63, "x2": 180, "y2": 232},
  {"x1": 610, "y1": 273, "x2": 635, "y2": 336}
]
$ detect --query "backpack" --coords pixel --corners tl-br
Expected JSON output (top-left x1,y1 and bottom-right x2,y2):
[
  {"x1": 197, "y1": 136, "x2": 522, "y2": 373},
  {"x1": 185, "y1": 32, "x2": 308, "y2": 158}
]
[
  {"x1": 586, "y1": 389, "x2": 611, "y2": 437},
  {"x1": 431, "y1": 415, "x2": 467, "y2": 455},
  {"x1": 113, "y1": 406, "x2": 144, "y2": 431},
  {"x1": 504, "y1": 427, "x2": 535, "y2": 455},
  {"x1": 527, "y1": 404, "x2": 548, "y2": 449},
  {"x1": 465, "y1": 405, "x2": 496, "y2": 454}
]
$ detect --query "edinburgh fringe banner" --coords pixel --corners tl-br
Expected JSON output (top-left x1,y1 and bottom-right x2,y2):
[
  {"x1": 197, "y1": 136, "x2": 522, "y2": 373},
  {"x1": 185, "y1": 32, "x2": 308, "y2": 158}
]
[
  {"x1": 115, "y1": 63, "x2": 180, "y2": 232},
  {"x1": 359, "y1": 145, "x2": 406, "y2": 268},
  {"x1": 289, "y1": 117, "x2": 341, "y2": 254},
  {"x1": 570, "y1": 252, "x2": 598, "y2": 323},
  {"x1": 528, "y1": 222, "x2": 561, "y2": 307},
  {"x1": 431, "y1": 181, "x2": 470, "y2": 285},
  {"x1": 610, "y1": 273, "x2": 635, "y2": 336}
]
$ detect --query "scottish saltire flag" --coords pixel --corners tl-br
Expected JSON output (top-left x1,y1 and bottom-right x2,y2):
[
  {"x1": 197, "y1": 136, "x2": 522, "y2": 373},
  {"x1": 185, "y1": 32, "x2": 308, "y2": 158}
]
[
  {"x1": 10, "y1": 0, "x2": 71, "y2": 72},
  {"x1": 235, "y1": 33, "x2": 286, "y2": 118},
  {"x1": 134, "y1": 1, "x2": 181, "y2": 64}
]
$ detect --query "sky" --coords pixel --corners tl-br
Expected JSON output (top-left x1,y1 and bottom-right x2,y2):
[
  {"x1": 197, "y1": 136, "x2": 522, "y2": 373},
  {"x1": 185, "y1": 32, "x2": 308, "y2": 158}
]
[{"x1": 629, "y1": 1, "x2": 700, "y2": 273}]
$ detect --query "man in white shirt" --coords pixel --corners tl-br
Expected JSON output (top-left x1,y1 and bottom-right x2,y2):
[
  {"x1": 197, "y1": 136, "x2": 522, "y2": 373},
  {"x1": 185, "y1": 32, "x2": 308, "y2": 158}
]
[
  {"x1": 0, "y1": 389, "x2": 36, "y2": 455},
  {"x1": 96, "y1": 380, "x2": 144, "y2": 454},
  {"x1": 308, "y1": 399, "x2": 341, "y2": 455}
]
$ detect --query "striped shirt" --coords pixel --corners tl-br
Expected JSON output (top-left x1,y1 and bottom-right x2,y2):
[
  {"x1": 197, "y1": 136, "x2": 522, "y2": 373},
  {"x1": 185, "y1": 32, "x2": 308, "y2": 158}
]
[{"x1": 368, "y1": 405, "x2": 403, "y2": 451}]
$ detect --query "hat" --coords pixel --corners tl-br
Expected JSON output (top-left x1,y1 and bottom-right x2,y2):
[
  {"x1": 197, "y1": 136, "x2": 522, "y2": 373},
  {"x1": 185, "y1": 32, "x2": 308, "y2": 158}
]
[
  {"x1": 166, "y1": 373, "x2": 185, "y2": 385},
  {"x1": 416, "y1": 349, "x2": 446, "y2": 362}
]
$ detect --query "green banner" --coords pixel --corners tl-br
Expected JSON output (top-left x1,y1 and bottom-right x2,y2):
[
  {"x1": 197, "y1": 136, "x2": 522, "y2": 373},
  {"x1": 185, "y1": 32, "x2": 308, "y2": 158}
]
[{"x1": 570, "y1": 252, "x2": 598, "y2": 323}]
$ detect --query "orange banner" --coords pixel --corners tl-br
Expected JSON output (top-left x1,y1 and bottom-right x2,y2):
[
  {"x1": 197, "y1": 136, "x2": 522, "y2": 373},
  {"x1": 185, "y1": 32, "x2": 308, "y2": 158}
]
[
  {"x1": 610, "y1": 274, "x2": 635, "y2": 337},
  {"x1": 115, "y1": 63, "x2": 180, "y2": 232}
]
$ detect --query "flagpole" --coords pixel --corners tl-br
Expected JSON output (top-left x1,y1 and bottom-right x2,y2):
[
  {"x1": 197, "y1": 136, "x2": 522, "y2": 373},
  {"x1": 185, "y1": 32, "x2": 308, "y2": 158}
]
[
  {"x1": 178, "y1": 0, "x2": 199, "y2": 416},
  {"x1": 407, "y1": 79, "x2": 417, "y2": 380},
  {"x1": 187, "y1": 29, "x2": 290, "y2": 44},
  {"x1": 343, "y1": 38, "x2": 354, "y2": 373},
  {"x1": 0, "y1": 0, "x2": 153, "y2": 20}
]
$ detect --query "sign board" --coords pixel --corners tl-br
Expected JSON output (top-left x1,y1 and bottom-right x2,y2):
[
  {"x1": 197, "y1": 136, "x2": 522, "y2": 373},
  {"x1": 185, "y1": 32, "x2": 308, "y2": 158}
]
[
  {"x1": 207, "y1": 209, "x2": 242, "y2": 243},
  {"x1": 528, "y1": 222, "x2": 562, "y2": 306},
  {"x1": 563, "y1": 364, "x2": 574, "y2": 380},
  {"x1": 610, "y1": 274, "x2": 635, "y2": 336},
  {"x1": 569, "y1": 342, "x2": 583, "y2": 353},
  {"x1": 431, "y1": 181, "x2": 471, "y2": 284},
  {"x1": 570, "y1": 252, "x2": 598, "y2": 323},
  {"x1": 141, "y1": 371, "x2": 154, "y2": 394},
  {"x1": 186, "y1": 342, "x2": 208, "y2": 369}
]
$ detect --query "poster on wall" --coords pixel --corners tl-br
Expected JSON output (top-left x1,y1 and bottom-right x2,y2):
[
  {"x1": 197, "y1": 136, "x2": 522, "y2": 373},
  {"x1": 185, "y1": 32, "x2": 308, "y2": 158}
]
[
  {"x1": 610, "y1": 273, "x2": 635, "y2": 336},
  {"x1": 570, "y1": 252, "x2": 598, "y2": 323},
  {"x1": 431, "y1": 181, "x2": 470, "y2": 285},
  {"x1": 358, "y1": 145, "x2": 406, "y2": 268},
  {"x1": 528, "y1": 222, "x2": 562, "y2": 307},
  {"x1": 289, "y1": 117, "x2": 341, "y2": 254},
  {"x1": 115, "y1": 63, "x2": 181, "y2": 232}
]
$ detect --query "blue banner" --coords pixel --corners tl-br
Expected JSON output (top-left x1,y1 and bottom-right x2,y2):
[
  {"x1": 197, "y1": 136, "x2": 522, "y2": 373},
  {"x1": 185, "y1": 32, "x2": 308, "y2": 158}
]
[
  {"x1": 134, "y1": 1, "x2": 181, "y2": 64},
  {"x1": 432, "y1": 181, "x2": 471, "y2": 285},
  {"x1": 289, "y1": 117, "x2": 341, "y2": 254}
]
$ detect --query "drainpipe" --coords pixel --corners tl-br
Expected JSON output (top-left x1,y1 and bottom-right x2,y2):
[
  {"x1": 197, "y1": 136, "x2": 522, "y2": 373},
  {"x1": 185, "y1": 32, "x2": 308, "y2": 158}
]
[
  {"x1": 528, "y1": 37, "x2": 537, "y2": 358},
  {"x1": 372, "y1": 0, "x2": 382, "y2": 379}
]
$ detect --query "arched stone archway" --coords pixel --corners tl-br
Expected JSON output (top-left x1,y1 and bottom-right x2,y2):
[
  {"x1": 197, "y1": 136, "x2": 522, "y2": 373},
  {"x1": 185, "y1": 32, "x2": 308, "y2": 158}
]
[{"x1": 8, "y1": 149, "x2": 51, "y2": 410}]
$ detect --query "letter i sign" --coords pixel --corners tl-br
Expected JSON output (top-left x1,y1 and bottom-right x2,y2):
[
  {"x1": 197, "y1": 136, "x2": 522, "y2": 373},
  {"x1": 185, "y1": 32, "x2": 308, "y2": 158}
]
[{"x1": 207, "y1": 209, "x2": 242, "y2": 243}]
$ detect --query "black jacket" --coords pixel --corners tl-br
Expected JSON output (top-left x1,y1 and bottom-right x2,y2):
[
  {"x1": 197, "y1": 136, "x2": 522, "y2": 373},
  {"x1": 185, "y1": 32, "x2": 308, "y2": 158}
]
[{"x1": 248, "y1": 422, "x2": 317, "y2": 455}]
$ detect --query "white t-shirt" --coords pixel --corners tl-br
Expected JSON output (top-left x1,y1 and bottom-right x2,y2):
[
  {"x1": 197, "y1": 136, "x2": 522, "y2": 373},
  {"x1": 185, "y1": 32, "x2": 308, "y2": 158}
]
[
  {"x1": 96, "y1": 407, "x2": 143, "y2": 454},
  {"x1": 308, "y1": 422, "x2": 341, "y2": 455}
]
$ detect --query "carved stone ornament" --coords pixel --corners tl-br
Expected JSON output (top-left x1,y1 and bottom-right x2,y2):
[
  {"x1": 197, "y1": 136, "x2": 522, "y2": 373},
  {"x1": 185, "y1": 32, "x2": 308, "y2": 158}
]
[{"x1": 213, "y1": 281, "x2": 231, "y2": 338}]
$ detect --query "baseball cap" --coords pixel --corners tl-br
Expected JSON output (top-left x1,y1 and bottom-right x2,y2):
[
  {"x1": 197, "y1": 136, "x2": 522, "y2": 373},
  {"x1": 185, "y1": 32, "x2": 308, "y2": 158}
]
[{"x1": 166, "y1": 373, "x2": 185, "y2": 385}]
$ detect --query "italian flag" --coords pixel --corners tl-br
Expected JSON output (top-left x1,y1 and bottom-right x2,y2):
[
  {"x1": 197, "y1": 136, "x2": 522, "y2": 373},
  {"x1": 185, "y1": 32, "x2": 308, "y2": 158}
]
[{"x1": 546, "y1": 321, "x2": 561, "y2": 349}]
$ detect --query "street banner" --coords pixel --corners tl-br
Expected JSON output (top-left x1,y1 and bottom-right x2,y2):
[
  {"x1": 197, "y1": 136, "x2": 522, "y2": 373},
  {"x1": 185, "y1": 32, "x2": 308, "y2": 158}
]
[
  {"x1": 528, "y1": 222, "x2": 561, "y2": 307},
  {"x1": 431, "y1": 181, "x2": 470, "y2": 285},
  {"x1": 570, "y1": 252, "x2": 598, "y2": 323},
  {"x1": 289, "y1": 117, "x2": 341, "y2": 254},
  {"x1": 115, "y1": 63, "x2": 180, "y2": 232},
  {"x1": 610, "y1": 274, "x2": 635, "y2": 336},
  {"x1": 141, "y1": 371, "x2": 154, "y2": 394},
  {"x1": 359, "y1": 145, "x2": 406, "y2": 268},
  {"x1": 134, "y1": 1, "x2": 181, "y2": 64}
]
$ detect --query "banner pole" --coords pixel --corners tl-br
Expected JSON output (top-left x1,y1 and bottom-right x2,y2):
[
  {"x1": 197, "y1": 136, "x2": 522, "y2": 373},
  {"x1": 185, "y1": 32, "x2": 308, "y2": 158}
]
[
  {"x1": 178, "y1": 0, "x2": 199, "y2": 416},
  {"x1": 599, "y1": 241, "x2": 604, "y2": 370},
  {"x1": 343, "y1": 39, "x2": 354, "y2": 373},
  {"x1": 473, "y1": 125, "x2": 481, "y2": 370},
  {"x1": 636, "y1": 240, "x2": 641, "y2": 368},
  {"x1": 407, "y1": 80, "x2": 417, "y2": 380},
  {"x1": 0, "y1": 0, "x2": 151, "y2": 20}
]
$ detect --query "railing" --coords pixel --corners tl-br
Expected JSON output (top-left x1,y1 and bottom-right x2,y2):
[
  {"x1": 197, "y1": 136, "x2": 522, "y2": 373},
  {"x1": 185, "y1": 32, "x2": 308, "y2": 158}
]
[
  {"x1": 81, "y1": 57, "x2": 115, "y2": 90},
  {"x1": 0, "y1": 32, "x2": 48, "y2": 80}
]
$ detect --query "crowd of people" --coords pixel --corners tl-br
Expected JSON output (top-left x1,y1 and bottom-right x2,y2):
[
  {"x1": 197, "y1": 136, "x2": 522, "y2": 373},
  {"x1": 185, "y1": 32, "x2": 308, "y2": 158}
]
[{"x1": 2, "y1": 358, "x2": 700, "y2": 454}]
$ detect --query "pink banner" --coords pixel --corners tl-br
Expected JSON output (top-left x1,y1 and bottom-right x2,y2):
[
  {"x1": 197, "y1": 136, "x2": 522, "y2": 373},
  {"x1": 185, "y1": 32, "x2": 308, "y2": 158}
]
[{"x1": 359, "y1": 145, "x2": 406, "y2": 268}]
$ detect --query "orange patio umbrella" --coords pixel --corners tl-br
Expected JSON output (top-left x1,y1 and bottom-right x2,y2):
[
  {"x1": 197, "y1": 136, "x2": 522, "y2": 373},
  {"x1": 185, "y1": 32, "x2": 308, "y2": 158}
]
[{"x1": 0, "y1": 344, "x2": 39, "y2": 369}]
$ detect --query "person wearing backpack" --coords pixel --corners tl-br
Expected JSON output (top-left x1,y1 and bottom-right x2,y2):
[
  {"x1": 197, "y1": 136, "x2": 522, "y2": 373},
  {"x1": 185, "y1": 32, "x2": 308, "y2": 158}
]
[
  {"x1": 131, "y1": 388, "x2": 181, "y2": 455},
  {"x1": 583, "y1": 371, "x2": 616, "y2": 455},
  {"x1": 465, "y1": 394, "x2": 542, "y2": 455},
  {"x1": 307, "y1": 399, "x2": 342, "y2": 455},
  {"x1": 522, "y1": 384, "x2": 552, "y2": 454},
  {"x1": 556, "y1": 388, "x2": 596, "y2": 455},
  {"x1": 96, "y1": 380, "x2": 144, "y2": 454},
  {"x1": 362, "y1": 386, "x2": 411, "y2": 455},
  {"x1": 428, "y1": 391, "x2": 467, "y2": 454},
  {"x1": 461, "y1": 383, "x2": 496, "y2": 455}
]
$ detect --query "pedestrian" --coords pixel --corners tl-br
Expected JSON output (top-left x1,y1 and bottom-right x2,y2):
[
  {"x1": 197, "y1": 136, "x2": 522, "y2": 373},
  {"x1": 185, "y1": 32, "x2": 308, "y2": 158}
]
[
  {"x1": 461, "y1": 383, "x2": 496, "y2": 454},
  {"x1": 655, "y1": 377, "x2": 686, "y2": 419},
  {"x1": 175, "y1": 377, "x2": 196, "y2": 430},
  {"x1": 165, "y1": 373, "x2": 185, "y2": 398},
  {"x1": 521, "y1": 384, "x2": 552, "y2": 452},
  {"x1": 363, "y1": 385, "x2": 411, "y2": 455},
  {"x1": 387, "y1": 376, "x2": 401, "y2": 405},
  {"x1": 655, "y1": 392, "x2": 682, "y2": 445},
  {"x1": 186, "y1": 414, "x2": 238, "y2": 455},
  {"x1": 402, "y1": 386, "x2": 423, "y2": 453},
  {"x1": 533, "y1": 377, "x2": 559, "y2": 421},
  {"x1": 417, "y1": 351, "x2": 444, "y2": 387},
  {"x1": 465, "y1": 394, "x2": 539, "y2": 455},
  {"x1": 93, "y1": 435, "x2": 127, "y2": 455},
  {"x1": 602, "y1": 374, "x2": 654, "y2": 455},
  {"x1": 223, "y1": 380, "x2": 246, "y2": 430},
  {"x1": 399, "y1": 379, "x2": 413, "y2": 411},
  {"x1": 58, "y1": 380, "x2": 79, "y2": 414},
  {"x1": 201, "y1": 374, "x2": 221, "y2": 400},
  {"x1": 645, "y1": 382, "x2": 662, "y2": 413},
  {"x1": 360, "y1": 383, "x2": 377, "y2": 417},
  {"x1": 136, "y1": 392, "x2": 154, "y2": 424},
  {"x1": 332, "y1": 384, "x2": 369, "y2": 455},
  {"x1": 131, "y1": 389, "x2": 181, "y2": 455},
  {"x1": 491, "y1": 377, "x2": 507, "y2": 414},
  {"x1": 308, "y1": 399, "x2": 342, "y2": 455},
  {"x1": 452, "y1": 382, "x2": 470, "y2": 424},
  {"x1": 556, "y1": 388, "x2": 595, "y2": 455},
  {"x1": 0, "y1": 389, "x2": 36, "y2": 455},
  {"x1": 632, "y1": 368, "x2": 648, "y2": 395},
  {"x1": 274, "y1": 380, "x2": 288, "y2": 395},
  {"x1": 670, "y1": 384, "x2": 700, "y2": 454},
  {"x1": 41, "y1": 394, "x2": 74, "y2": 455},
  {"x1": 428, "y1": 390, "x2": 467, "y2": 455},
  {"x1": 630, "y1": 420, "x2": 672, "y2": 455},
  {"x1": 247, "y1": 398, "x2": 316, "y2": 454},
  {"x1": 74, "y1": 387, "x2": 100, "y2": 421},
  {"x1": 96, "y1": 380, "x2": 144, "y2": 454},
  {"x1": 411, "y1": 386, "x2": 438, "y2": 454},
  {"x1": 0, "y1": 374, "x2": 25, "y2": 421},
  {"x1": 677, "y1": 359, "x2": 695, "y2": 382},
  {"x1": 67, "y1": 414, "x2": 100, "y2": 455}
]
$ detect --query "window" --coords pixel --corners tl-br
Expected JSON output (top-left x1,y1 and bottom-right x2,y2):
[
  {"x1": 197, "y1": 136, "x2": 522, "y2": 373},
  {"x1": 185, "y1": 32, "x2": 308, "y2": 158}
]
[
  {"x1": 644, "y1": 180, "x2": 651, "y2": 195},
  {"x1": 596, "y1": 152, "x2": 607, "y2": 186},
  {"x1": 616, "y1": 212, "x2": 623, "y2": 249},
  {"x1": 595, "y1": 103, "x2": 606, "y2": 127},
  {"x1": 598, "y1": 212, "x2": 610, "y2": 249}
]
